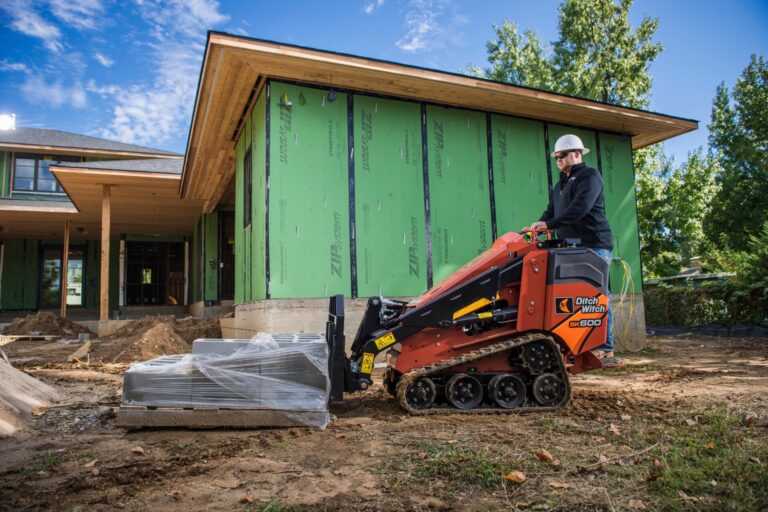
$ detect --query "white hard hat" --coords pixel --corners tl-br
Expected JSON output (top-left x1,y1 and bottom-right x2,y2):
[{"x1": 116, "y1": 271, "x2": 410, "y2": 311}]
[{"x1": 551, "y1": 134, "x2": 590, "y2": 157}]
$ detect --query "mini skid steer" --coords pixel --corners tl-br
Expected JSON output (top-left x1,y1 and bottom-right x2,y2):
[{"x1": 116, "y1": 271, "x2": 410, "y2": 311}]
[{"x1": 328, "y1": 229, "x2": 620, "y2": 414}]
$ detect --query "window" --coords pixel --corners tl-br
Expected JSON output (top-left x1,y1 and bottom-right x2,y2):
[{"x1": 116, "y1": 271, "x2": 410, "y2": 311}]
[
  {"x1": 12, "y1": 154, "x2": 81, "y2": 194},
  {"x1": 243, "y1": 147, "x2": 252, "y2": 228}
]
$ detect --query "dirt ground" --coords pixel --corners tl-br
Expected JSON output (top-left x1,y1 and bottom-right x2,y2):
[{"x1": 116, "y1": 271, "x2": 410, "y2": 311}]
[{"x1": 0, "y1": 334, "x2": 766, "y2": 511}]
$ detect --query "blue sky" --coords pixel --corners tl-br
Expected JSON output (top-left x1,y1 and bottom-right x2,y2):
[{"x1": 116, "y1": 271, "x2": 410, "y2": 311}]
[{"x1": 1, "y1": 0, "x2": 766, "y2": 165}]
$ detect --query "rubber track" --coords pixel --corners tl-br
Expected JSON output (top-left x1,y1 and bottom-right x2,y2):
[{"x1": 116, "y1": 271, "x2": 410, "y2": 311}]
[{"x1": 395, "y1": 333, "x2": 571, "y2": 415}]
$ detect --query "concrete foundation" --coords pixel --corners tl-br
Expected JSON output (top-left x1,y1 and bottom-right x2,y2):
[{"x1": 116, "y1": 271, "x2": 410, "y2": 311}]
[
  {"x1": 189, "y1": 300, "x2": 235, "y2": 319},
  {"x1": 75, "y1": 320, "x2": 133, "y2": 337},
  {"x1": 230, "y1": 294, "x2": 648, "y2": 354}
]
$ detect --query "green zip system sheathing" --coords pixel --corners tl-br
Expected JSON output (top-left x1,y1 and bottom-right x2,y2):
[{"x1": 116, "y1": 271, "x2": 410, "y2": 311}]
[
  {"x1": 599, "y1": 133, "x2": 643, "y2": 292},
  {"x1": 0, "y1": 239, "x2": 39, "y2": 309},
  {"x1": 267, "y1": 82, "x2": 351, "y2": 299},
  {"x1": 235, "y1": 93, "x2": 268, "y2": 303},
  {"x1": 426, "y1": 105, "x2": 492, "y2": 285},
  {"x1": 491, "y1": 115, "x2": 549, "y2": 235},
  {"x1": 231, "y1": 80, "x2": 643, "y2": 302},
  {"x1": 353, "y1": 95, "x2": 426, "y2": 297},
  {"x1": 0, "y1": 151, "x2": 10, "y2": 198}
]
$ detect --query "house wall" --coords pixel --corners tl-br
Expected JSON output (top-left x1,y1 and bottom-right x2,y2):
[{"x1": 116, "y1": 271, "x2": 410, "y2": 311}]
[
  {"x1": 232, "y1": 79, "x2": 641, "y2": 301},
  {"x1": 0, "y1": 238, "x2": 118, "y2": 311}
]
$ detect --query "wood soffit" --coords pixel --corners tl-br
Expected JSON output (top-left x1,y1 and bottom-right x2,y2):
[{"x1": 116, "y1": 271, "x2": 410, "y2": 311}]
[
  {"x1": 181, "y1": 33, "x2": 698, "y2": 208},
  {"x1": 1, "y1": 165, "x2": 209, "y2": 240}
]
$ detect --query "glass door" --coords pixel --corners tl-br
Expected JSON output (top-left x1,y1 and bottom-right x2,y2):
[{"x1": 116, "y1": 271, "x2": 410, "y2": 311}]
[{"x1": 40, "y1": 246, "x2": 85, "y2": 308}]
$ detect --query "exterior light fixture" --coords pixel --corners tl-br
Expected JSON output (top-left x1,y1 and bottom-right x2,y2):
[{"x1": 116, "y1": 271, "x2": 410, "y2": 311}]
[
  {"x1": 327, "y1": 88, "x2": 337, "y2": 103},
  {"x1": 0, "y1": 114, "x2": 15, "y2": 131}
]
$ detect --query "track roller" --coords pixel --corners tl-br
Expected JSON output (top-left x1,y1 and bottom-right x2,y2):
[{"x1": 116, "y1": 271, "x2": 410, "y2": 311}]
[
  {"x1": 532, "y1": 373, "x2": 566, "y2": 405},
  {"x1": 403, "y1": 377, "x2": 437, "y2": 410},
  {"x1": 488, "y1": 374, "x2": 526, "y2": 409},
  {"x1": 445, "y1": 374, "x2": 483, "y2": 410}
]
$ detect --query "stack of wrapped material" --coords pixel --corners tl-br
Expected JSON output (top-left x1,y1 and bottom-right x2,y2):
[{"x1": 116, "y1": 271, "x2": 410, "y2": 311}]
[{"x1": 117, "y1": 333, "x2": 331, "y2": 429}]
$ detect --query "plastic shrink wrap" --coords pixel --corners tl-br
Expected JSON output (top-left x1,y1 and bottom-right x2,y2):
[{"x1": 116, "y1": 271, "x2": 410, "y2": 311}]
[{"x1": 121, "y1": 333, "x2": 330, "y2": 428}]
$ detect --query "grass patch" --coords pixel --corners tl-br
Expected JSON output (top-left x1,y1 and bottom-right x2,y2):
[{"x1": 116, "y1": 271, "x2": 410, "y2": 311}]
[
  {"x1": 15, "y1": 449, "x2": 96, "y2": 476},
  {"x1": 243, "y1": 499, "x2": 298, "y2": 512},
  {"x1": 592, "y1": 363, "x2": 662, "y2": 376},
  {"x1": 378, "y1": 440, "x2": 513, "y2": 495},
  {"x1": 642, "y1": 409, "x2": 768, "y2": 510}
]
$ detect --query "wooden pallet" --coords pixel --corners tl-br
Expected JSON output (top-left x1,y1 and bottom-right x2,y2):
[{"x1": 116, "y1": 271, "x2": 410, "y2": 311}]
[
  {"x1": 116, "y1": 405, "x2": 328, "y2": 429},
  {"x1": 0, "y1": 334, "x2": 60, "y2": 346}
]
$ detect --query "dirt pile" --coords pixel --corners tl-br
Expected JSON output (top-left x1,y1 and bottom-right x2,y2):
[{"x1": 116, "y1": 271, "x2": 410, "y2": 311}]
[
  {"x1": 1, "y1": 311, "x2": 93, "y2": 337},
  {"x1": 91, "y1": 322, "x2": 190, "y2": 363},
  {"x1": 90, "y1": 315, "x2": 222, "y2": 364}
]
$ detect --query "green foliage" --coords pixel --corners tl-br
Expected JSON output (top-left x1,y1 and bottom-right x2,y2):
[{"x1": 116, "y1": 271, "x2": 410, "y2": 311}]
[
  {"x1": 645, "y1": 278, "x2": 768, "y2": 327},
  {"x1": 636, "y1": 149, "x2": 720, "y2": 278},
  {"x1": 476, "y1": 0, "x2": 661, "y2": 109},
  {"x1": 705, "y1": 55, "x2": 768, "y2": 249},
  {"x1": 551, "y1": 0, "x2": 662, "y2": 108}
]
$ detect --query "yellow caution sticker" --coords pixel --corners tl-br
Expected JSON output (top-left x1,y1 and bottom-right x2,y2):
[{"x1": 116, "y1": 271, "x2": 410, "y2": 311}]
[
  {"x1": 477, "y1": 312, "x2": 493, "y2": 319},
  {"x1": 361, "y1": 353, "x2": 375, "y2": 374},
  {"x1": 374, "y1": 332, "x2": 397, "y2": 350}
]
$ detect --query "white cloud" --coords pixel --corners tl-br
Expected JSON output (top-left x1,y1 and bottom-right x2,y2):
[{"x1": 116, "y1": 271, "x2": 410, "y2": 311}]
[
  {"x1": 20, "y1": 76, "x2": 87, "y2": 108},
  {"x1": 49, "y1": 0, "x2": 103, "y2": 30},
  {"x1": 93, "y1": 52, "x2": 114, "y2": 67},
  {"x1": 92, "y1": 0, "x2": 229, "y2": 146},
  {"x1": 396, "y1": 0, "x2": 467, "y2": 53},
  {"x1": 1, "y1": 0, "x2": 63, "y2": 52},
  {"x1": 0, "y1": 60, "x2": 29, "y2": 72},
  {"x1": 364, "y1": 0, "x2": 384, "y2": 14}
]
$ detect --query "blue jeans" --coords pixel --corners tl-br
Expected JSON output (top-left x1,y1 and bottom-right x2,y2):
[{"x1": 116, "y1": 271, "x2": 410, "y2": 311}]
[{"x1": 591, "y1": 248, "x2": 614, "y2": 353}]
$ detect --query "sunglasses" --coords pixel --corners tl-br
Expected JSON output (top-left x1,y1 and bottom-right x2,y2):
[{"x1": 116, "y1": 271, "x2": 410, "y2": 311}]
[{"x1": 555, "y1": 150, "x2": 578, "y2": 161}]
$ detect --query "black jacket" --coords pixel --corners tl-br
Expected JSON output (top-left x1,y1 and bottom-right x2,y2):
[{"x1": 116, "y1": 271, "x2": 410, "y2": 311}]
[{"x1": 539, "y1": 163, "x2": 613, "y2": 249}]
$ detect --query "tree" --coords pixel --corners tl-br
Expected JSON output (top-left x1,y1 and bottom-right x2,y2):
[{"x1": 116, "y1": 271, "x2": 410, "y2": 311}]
[
  {"x1": 474, "y1": 0, "x2": 662, "y2": 109},
  {"x1": 705, "y1": 55, "x2": 768, "y2": 249},
  {"x1": 469, "y1": 21, "x2": 554, "y2": 91}
]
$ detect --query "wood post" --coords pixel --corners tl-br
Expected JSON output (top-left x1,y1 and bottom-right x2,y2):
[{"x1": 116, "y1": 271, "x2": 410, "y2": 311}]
[
  {"x1": 100, "y1": 185, "x2": 111, "y2": 321},
  {"x1": 60, "y1": 219, "x2": 70, "y2": 318}
]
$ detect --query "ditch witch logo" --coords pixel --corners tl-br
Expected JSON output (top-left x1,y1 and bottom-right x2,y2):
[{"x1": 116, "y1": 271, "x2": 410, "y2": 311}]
[
  {"x1": 555, "y1": 297, "x2": 574, "y2": 314},
  {"x1": 555, "y1": 296, "x2": 607, "y2": 315}
]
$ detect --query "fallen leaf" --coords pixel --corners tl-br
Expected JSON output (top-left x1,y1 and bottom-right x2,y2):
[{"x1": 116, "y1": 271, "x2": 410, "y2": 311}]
[
  {"x1": 130, "y1": 447, "x2": 145, "y2": 455},
  {"x1": 418, "y1": 451, "x2": 427, "y2": 460},
  {"x1": 628, "y1": 498, "x2": 647, "y2": 510},
  {"x1": 749, "y1": 456, "x2": 761, "y2": 464},
  {"x1": 709, "y1": 479, "x2": 717, "y2": 487},
  {"x1": 333, "y1": 469, "x2": 343, "y2": 475},
  {"x1": 83, "y1": 459, "x2": 98, "y2": 468},
  {"x1": 677, "y1": 490, "x2": 695, "y2": 502},
  {"x1": 652, "y1": 459, "x2": 662, "y2": 468},
  {"x1": 31, "y1": 407, "x2": 47, "y2": 417},
  {"x1": 503, "y1": 471, "x2": 526, "y2": 483},
  {"x1": 608, "y1": 423, "x2": 622, "y2": 436},
  {"x1": 596, "y1": 455, "x2": 609, "y2": 465},
  {"x1": 593, "y1": 436, "x2": 606, "y2": 443},
  {"x1": 619, "y1": 445, "x2": 632, "y2": 453},
  {"x1": 547, "y1": 480, "x2": 572, "y2": 489},
  {"x1": 335, "y1": 433, "x2": 346, "y2": 439},
  {"x1": 745, "y1": 414, "x2": 757, "y2": 426},
  {"x1": 685, "y1": 418, "x2": 697, "y2": 426},
  {"x1": 533, "y1": 448, "x2": 555, "y2": 463},
  {"x1": 661, "y1": 446, "x2": 670, "y2": 455},
  {"x1": 447, "y1": 439, "x2": 458, "y2": 445},
  {"x1": 620, "y1": 414, "x2": 632, "y2": 421},
  {"x1": 90, "y1": 468, "x2": 99, "y2": 476},
  {"x1": 239, "y1": 495, "x2": 255, "y2": 504},
  {"x1": 705, "y1": 442, "x2": 715, "y2": 450}
]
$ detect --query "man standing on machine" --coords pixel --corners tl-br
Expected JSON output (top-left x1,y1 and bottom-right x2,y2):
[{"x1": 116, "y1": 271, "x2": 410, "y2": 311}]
[{"x1": 526, "y1": 134, "x2": 621, "y2": 366}]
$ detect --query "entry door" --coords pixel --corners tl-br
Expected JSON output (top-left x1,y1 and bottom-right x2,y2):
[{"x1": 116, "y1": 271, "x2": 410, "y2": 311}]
[
  {"x1": 125, "y1": 242, "x2": 184, "y2": 305},
  {"x1": 40, "y1": 246, "x2": 85, "y2": 308},
  {"x1": 219, "y1": 211, "x2": 235, "y2": 300}
]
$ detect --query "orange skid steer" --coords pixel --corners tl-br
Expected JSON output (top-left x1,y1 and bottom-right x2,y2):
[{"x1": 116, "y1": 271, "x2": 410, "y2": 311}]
[{"x1": 327, "y1": 230, "x2": 622, "y2": 413}]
